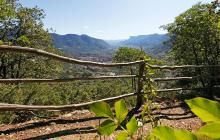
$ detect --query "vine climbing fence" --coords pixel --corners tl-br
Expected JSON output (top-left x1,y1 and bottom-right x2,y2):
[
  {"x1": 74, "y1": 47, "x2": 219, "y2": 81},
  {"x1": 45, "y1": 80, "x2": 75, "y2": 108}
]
[{"x1": 0, "y1": 45, "x2": 219, "y2": 111}]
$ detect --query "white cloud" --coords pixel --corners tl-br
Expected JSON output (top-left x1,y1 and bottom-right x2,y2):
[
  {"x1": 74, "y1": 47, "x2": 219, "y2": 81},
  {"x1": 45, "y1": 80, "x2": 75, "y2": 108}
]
[{"x1": 83, "y1": 25, "x2": 89, "y2": 29}]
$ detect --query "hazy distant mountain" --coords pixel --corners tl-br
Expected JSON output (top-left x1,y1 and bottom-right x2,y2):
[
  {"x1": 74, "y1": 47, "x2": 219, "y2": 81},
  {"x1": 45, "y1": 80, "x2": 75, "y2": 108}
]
[
  {"x1": 51, "y1": 33, "x2": 112, "y2": 58},
  {"x1": 119, "y1": 34, "x2": 169, "y2": 48},
  {"x1": 105, "y1": 39, "x2": 125, "y2": 48},
  {"x1": 51, "y1": 33, "x2": 170, "y2": 60},
  {"x1": 107, "y1": 34, "x2": 171, "y2": 58}
]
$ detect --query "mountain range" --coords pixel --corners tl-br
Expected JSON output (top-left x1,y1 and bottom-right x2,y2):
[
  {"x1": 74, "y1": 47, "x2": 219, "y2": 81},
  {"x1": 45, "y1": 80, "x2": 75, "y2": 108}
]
[{"x1": 51, "y1": 33, "x2": 170, "y2": 60}]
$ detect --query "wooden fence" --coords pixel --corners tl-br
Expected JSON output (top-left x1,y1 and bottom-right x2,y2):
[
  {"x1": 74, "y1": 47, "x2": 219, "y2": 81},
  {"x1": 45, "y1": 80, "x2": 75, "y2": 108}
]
[{"x1": 0, "y1": 45, "x2": 219, "y2": 111}]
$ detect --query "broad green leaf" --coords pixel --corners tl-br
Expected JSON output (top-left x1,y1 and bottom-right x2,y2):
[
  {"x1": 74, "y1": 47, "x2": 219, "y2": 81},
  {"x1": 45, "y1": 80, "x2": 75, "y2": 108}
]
[
  {"x1": 126, "y1": 116, "x2": 138, "y2": 135},
  {"x1": 185, "y1": 97, "x2": 220, "y2": 122},
  {"x1": 116, "y1": 131, "x2": 128, "y2": 140},
  {"x1": 97, "y1": 120, "x2": 117, "y2": 136},
  {"x1": 151, "y1": 126, "x2": 197, "y2": 140},
  {"x1": 90, "y1": 102, "x2": 114, "y2": 119},
  {"x1": 115, "y1": 100, "x2": 128, "y2": 123},
  {"x1": 175, "y1": 130, "x2": 197, "y2": 140},
  {"x1": 145, "y1": 134, "x2": 155, "y2": 140},
  {"x1": 197, "y1": 122, "x2": 220, "y2": 139},
  {"x1": 151, "y1": 126, "x2": 176, "y2": 140}
]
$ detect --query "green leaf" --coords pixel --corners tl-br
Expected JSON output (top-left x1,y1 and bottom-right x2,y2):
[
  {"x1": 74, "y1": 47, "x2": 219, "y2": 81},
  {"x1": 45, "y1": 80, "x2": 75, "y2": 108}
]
[
  {"x1": 116, "y1": 131, "x2": 128, "y2": 140},
  {"x1": 197, "y1": 122, "x2": 220, "y2": 139},
  {"x1": 0, "y1": 40, "x2": 3, "y2": 45},
  {"x1": 151, "y1": 126, "x2": 176, "y2": 140},
  {"x1": 97, "y1": 120, "x2": 117, "y2": 136},
  {"x1": 90, "y1": 102, "x2": 114, "y2": 119},
  {"x1": 115, "y1": 100, "x2": 128, "y2": 123},
  {"x1": 175, "y1": 130, "x2": 197, "y2": 140},
  {"x1": 185, "y1": 97, "x2": 220, "y2": 122},
  {"x1": 126, "y1": 116, "x2": 138, "y2": 135},
  {"x1": 151, "y1": 126, "x2": 197, "y2": 140}
]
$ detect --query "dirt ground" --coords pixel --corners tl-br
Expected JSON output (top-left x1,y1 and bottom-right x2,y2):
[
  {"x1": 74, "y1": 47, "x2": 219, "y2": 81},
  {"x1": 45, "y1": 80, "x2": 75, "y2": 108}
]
[{"x1": 0, "y1": 102, "x2": 203, "y2": 140}]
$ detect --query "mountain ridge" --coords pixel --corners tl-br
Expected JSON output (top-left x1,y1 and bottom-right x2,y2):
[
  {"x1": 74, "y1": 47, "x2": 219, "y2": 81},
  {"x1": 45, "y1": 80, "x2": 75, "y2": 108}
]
[{"x1": 51, "y1": 33, "x2": 170, "y2": 60}]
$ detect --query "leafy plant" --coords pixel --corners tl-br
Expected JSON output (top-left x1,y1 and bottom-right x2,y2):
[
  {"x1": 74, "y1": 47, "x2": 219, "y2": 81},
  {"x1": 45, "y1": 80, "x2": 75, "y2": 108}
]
[
  {"x1": 147, "y1": 126, "x2": 197, "y2": 140},
  {"x1": 141, "y1": 63, "x2": 160, "y2": 128},
  {"x1": 90, "y1": 99, "x2": 139, "y2": 139},
  {"x1": 186, "y1": 97, "x2": 220, "y2": 139},
  {"x1": 147, "y1": 97, "x2": 220, "y2": 140},
  {"x1": 91, "y1": 97, "x2": 220, "y2": 140}
]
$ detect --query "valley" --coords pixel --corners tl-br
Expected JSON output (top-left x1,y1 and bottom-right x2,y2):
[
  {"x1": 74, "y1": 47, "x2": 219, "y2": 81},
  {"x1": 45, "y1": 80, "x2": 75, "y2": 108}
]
[{"x1": 51, "y1": 33, "x2": 170, "y2": 61}]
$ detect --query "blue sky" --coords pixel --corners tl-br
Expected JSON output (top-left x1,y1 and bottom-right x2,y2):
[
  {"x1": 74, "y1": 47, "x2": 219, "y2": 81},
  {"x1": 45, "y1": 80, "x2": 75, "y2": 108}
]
[{"x1": 20, "y1": 0, "x2": 212, "y2": 40}]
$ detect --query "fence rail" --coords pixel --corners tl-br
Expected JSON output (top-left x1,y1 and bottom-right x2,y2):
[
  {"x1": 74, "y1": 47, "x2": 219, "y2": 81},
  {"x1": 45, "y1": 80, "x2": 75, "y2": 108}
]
[
  {"x1": 0, "y1": 87, "x2": 217, "y2": 111},
  {"x1": 0, "y1": 75, "x2": 137, "y2": 84},
  {"x1": 0, "y1": 45, "x2": 219, "y2": 112},
  {"x1": 146, "y1": 63, "x2": 220, "y2": 70},
  {"x1": 1, "y1": 45, "x2": 220, "y2": 68},
  {"x1": 0, "y1": 45, "x2": 144, "y2": 67}
]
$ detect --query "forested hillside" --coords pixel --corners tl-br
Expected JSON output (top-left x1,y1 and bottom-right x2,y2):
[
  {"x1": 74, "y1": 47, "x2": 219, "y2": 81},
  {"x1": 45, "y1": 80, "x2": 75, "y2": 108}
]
[
  {"x1": 51, "y1": 33, "x2": 171, "y2": 59},
  {"x1": 51, "y1": 33, "x2": 113, "y2": 61}
]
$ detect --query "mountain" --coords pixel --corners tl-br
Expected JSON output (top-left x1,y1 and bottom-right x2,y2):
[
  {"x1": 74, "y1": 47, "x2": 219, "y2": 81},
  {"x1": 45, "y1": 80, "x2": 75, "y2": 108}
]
[
  {"x1": 105, "y1": 39, "x2": 125, "y2": 48},
  {"x1": 120, "y1": 34, "x2": 169, "y2": 48},
  {"x1": 107, "y1": 34, "x2": 171, "y2": 58},
  {"x1": 51, "y1": 33, "x2": 171, "y2": 60},
  {"x1": 51, "y1": 33, "x2": 113, "y2": 61}
]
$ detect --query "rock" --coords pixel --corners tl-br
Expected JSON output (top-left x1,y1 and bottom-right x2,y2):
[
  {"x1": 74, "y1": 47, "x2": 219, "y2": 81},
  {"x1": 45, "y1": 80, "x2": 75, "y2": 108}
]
[
  {"x1": 50, "y1": 122, "x2": 56, "y2": 125},
  {"x1": 45, "y1": 127, "x2": 52, "y2": 131}
]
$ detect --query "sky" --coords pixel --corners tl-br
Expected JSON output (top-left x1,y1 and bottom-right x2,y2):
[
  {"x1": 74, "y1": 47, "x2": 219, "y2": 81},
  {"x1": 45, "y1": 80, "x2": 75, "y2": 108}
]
[{"x1": 20, "y1": 0, "x2": 213, "y2": 40}]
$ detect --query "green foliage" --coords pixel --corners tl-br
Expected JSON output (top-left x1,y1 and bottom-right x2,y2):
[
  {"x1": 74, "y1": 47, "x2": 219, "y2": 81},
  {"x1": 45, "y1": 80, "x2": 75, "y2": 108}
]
[
  {"x1": 197, "y1": 122, "x2": 220, "y2": 139},
  {"x1": 97, "y1": 120, "x2": 117, "y2": 136},
  {"x1": 90, "y1": 97, "x2": 220, "y2": 139},
  {"x1": 165, "y1": 3, "x2": 220, "y2": 88},
  {"x1": 185, "y1": 97, "x2": 220, "y2": 122},
  {"x1": 115, "y1": 100, "x2": 128, "y2": 123},
  {"x1": 126, "y1": 116, "x2": 138, "y2": 136},
  {"x1": 90, "y1": 102, "x2": 114, "y2": 119},
  {"x1": 0, "y1": 0, "x2": 59, "y2": 79},
  {"x1": 113, "y1": 47, "x2": 145, "y2": 63},
  {"x1": 116, "y1": 131, "x2": 128, "y2": 140},
  {"x1": 51, "y1": 33, "x2": 112, "y2": 57},
  {"x1": 147, "y1": 97, "x2": 220, "y2": 140},
  {"x1": 148, "y1": 126, "x2": 197, "y2": 140},
  {"x1": 186, "y1": 97, "x2": 220, "y2": 139},
  {"x1": 90, "y1": 99, "x2": 139, "y2": 138}
]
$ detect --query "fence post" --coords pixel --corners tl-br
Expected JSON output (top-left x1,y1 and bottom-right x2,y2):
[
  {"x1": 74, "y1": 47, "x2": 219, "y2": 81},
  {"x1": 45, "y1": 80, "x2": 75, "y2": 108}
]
[{"x1": 135, "y1": 59, "x2": 145, "y2": 109}]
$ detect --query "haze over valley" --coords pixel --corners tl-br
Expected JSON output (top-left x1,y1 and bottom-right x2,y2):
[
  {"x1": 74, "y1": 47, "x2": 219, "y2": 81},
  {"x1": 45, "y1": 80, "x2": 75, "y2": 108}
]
[{"x1": 51, "y1": 33, "x2": 170, "y2": 61}]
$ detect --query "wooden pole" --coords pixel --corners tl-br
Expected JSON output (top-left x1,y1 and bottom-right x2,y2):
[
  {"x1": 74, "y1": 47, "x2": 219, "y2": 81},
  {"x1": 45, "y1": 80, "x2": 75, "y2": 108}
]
[{"x1": 135, "y1": 60, "x2": 145, "y2": 109}]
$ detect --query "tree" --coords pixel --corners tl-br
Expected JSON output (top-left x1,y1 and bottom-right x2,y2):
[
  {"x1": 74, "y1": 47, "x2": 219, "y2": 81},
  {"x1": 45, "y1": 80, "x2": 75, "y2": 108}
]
[
  {"x1": 165, "y1": 3, "x2": 220, "y2": 90},
  {"x1": 113, "y1": 46, "x2": 146, "y2": 63},
  {"x1": 113, "y1": 46, "x2": 146, "y2": 89},
  {"x1": 0, "y1": 0, "x2": 63, "y2": 122},
  {"x1": 0, "y1": 0, "x2": 62, "y2": 78}
]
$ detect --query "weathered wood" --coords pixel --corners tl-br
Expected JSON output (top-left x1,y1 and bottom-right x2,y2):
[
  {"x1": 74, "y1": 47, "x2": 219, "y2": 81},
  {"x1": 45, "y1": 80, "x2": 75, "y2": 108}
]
[
  {"x1": 153, "y1": 77, "x2": 193, "y2": 82},
  {"x1": 0, "y1": 45, "x2": 144, "y2": 67},
  {"x1": 0, "y1": 87, "x2": 217, "y2": 111},
  {"x1": 0, "y1": 75, "x2": 137, "y2": 84},
  {"x1": 135, "y1": 61, "x2": 145, "y2": 109},
  {"x1": 153, "y1": 76, "x2": 220, "y2": 82},
  {"x1": 0, "y1": 92, "x2": 140, "y2": 111},
  {"x1": 1, "y1": 76, "x2": 219, "y2": 84},
  {"x1": 146, "y1": 63, "x2": 220, "y2": 70},
  {"x1": 1, "y1": 45, "x2": 219, "y2": 69}
]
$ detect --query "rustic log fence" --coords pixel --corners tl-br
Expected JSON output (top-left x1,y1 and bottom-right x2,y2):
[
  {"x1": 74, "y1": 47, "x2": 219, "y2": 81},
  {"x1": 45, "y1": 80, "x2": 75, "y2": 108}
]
[{"x1": 0, "y1": 45, "x2": 219, "y2": 111}]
